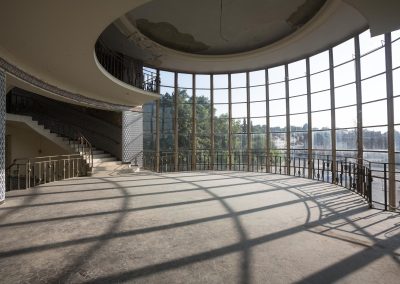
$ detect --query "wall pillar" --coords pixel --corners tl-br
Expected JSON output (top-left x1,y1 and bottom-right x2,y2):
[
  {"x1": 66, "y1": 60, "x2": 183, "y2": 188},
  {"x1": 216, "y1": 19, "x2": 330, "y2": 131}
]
[
  {"x1": 354, "y1": 35, "x2": 363, "y2": 163},
  {"x1": 265, "y1": 69, "x2": 270, "y2": 172},
  {"x1": 285, "y1": 64, "x2": 290, "y2": 175},
  {"x1": 385, "y1": 33, "x2": 396, "y2": 211},
  {"x1": 306, "y1": 58, "x2": 313, "y2": 179},
  {"x1": 329, "y1": 48, "x2": 337, "y2": 182},
  {"x1": 0, "y1": 69, "x2": 5, "y2": 204},
  {"x1": 122, "y1": 111, "x2": 143, "y2": 167}
]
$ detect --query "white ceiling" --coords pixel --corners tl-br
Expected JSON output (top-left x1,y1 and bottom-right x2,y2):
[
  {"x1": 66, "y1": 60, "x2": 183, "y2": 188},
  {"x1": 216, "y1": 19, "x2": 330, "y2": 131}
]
[
  {"x1": 105, "y1": 0, "x2": 368, "y2": 73},
  {"x1": 124, "y1": 0, "x2": 326, "y2": 55}
]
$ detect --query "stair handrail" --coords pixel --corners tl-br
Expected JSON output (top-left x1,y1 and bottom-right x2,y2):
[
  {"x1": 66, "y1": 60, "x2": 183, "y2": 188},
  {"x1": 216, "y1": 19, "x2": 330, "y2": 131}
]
[
  {"x1": 129, "y1": 150, "x2": 143, "y2": 167},
  {"x1": 74, "y1": 132, "x2": 93, "y2": 169},
  {"x1": 7, "y1": 91, "x2": 121, "y2": 146},
  {"x1": 6, "y1": 153, "x2": 89, "y2": 191}
]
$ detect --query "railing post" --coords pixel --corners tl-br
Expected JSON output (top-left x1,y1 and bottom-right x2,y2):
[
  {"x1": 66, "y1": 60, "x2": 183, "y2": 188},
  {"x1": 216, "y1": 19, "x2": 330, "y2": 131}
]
[
  {"x1": 384, "y1": 163, "x2": 388, "y2": 211},
  {"x1": 367, "y1": 168, "x2": 373, "y2": 208}
]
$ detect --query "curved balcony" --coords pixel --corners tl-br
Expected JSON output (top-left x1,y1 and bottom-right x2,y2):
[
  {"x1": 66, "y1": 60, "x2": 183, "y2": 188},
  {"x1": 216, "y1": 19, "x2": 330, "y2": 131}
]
[{"x1": 95, "y1": 40, "x2": 159, "y2": 94}]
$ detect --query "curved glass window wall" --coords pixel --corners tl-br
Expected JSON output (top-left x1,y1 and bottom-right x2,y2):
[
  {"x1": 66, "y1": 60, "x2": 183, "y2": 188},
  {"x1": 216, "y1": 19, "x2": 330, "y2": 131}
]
[{"x1": 143, "y1": 29, "x2": 400, "y2": 210}]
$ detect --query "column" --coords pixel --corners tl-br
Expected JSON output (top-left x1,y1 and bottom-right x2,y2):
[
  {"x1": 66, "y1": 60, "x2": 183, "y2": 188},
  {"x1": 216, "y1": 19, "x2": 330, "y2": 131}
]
[
  {"x1": 155, "y1": 70, "x2": 160, "y2": 172},
  {"x1": 385, "y1": 33, "x2": 396, "y2": 211},
  {"x1": 174, "y1": 72, "x2": 179, "y2": 171},
  {"x1": 306, "y1": 58, "x2": 313, "y2": 179},
  {"x1": 210, "y1": 75, "x2": 215, "y2": 169},
  {"x1": 246, "y1": 72, "x2": 252, "y2": 170},
  {"x1": 329, "y1": 48, "x2": 337, "y2": 182},
  {"x1": 191, "y1": 74, "x2": 196, "y2": 170},
  {"x1": 122, "y1": 111, "x2": 143, "y2": 167},
  {"x1": 354, "y1": 35, "x2": 363, "y2": 164},
  {"x1": 1, "y1": 69, "x2": 6, "y2": 204},
  {"x1": 228, "y1": 74, "x2": 232, "y2": 170},
  {"x1": 265, "y1": 69, "x2": 271, "y2": 172},
  {"x1": 285, "y1": 64, "x2": 290, "y2": 174}
]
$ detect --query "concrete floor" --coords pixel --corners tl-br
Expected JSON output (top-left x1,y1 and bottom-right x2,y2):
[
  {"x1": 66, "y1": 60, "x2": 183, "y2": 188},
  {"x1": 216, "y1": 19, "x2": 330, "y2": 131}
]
[{"x1": 0, "y1": 171, "x2": 399, "y2": 284}]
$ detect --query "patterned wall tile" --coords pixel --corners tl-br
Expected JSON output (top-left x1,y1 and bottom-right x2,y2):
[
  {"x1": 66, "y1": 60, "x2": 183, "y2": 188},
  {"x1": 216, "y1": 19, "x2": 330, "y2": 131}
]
[{"x1": 122, "y1": 111, "x2": 143, "y2": 166}]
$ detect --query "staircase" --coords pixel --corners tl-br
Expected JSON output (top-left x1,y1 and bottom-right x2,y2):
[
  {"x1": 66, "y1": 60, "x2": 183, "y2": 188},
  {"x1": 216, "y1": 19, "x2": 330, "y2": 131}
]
[
  {"x1": 6, "y1": 90, "x2": 143, "y2": 176},
  {"x1": 7, "y1": 113, "x2": 123, "y2": 176}
]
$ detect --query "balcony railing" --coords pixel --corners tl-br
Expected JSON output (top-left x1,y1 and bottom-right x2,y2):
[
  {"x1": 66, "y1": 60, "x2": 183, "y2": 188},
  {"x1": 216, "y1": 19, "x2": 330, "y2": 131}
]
[
  {"x1": 6, "y1": 154, "x2": 90, "y2": 191},
  {"x1": 142, "y1": 150, "x2": 400, "y2": 212},
  {"x1": 95, "y1": 40, "x2": 159, "y2": 93}
]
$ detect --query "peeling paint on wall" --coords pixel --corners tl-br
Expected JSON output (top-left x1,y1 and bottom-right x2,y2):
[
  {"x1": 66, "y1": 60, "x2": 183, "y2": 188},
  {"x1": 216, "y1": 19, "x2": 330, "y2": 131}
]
[
  {"x1": 136, "y1": 19, "x2": 210, "y2": 53},
  {"x1": 287, "y1": 0, "x2": 327, "y2": 29}
]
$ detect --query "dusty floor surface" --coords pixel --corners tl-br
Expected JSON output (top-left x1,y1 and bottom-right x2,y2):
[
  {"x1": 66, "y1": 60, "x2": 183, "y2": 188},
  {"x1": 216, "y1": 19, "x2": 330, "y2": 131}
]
[{"x1": 0, "y1": 171, "x2": 399, "y2": 283}]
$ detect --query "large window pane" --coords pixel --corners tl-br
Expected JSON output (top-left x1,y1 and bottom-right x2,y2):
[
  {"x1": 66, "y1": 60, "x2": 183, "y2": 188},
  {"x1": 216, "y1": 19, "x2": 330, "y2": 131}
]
[
  {"x1": 393, "y1": 68, "x2": 400, "y2": 96},
  {"x1": 214, "y1": 104, "x2": 228, "y2": 116},
  {"x1": 362, "y1": 100, "x2": 387, "y2": 126},
  {"x1": 310, "y1": 50, "x2": 329, "y2": 74},
  {"x1": 289, "y1": 77, "x2": 307, "y2": 97},
  {"x1": 335, "y1": 83, "x2": 357, "y2": 107},
  {"x1": 268, "y1": 66, "x2": 285, "y2": 83},
  {"x1": 270, "y1": 116, "x2": 286, "y2": 131},
  {"x1": 363, "y1": 127, "x2": 387, "y2": 151},
  {"x1": 310, "y1": 71, "x2": 330, "y2": 93},
  {"x1": 250, "y1": 70, "x2": 265, "y2": 86},
  {"x1": 288, "y1": 59, "x2": 306, "y2": 79},
  {"x1": 215, "y1": 118, "x2": 229, "y2": 134},
  {"x1": 336, "y1": 128, "x2": 357, "y2": 150},
  {"x1": 250, "y1": 101, "x2": 266, "y2": 117},
  {"x1": 312, "y1": 130, "x2": 331, "y2": 149},
  {"x1": 160, "y1": 70, "x2": 174, "y2": 86},
  {"x1": 214, "y1": 89, "x2": 228, "y2": 104},
  {"x1": 269, "y1": 99, "x2": 286, "y2": 116},
  {"x1": 290, "y1": 113, "x2": 308, "y2": 130},
  {"x1": 251, "y1": 134, "x2": 266, "y2": 150},
  {"x1": 196, "y1": 104, "x2": 211, "y2": 135},
  {"x1": 250, "y1": 86, "x2": 266, "y2": 101},
  {"x1": 271, "y1": 133, "x2": 286, "y2": 150},
  {"x1": 197, "y1": 89, "x2": 210, "y2": 102},
  {"x1": 291, "y1": 132, "x2": 308, "y2": 149},
  {"x1": 290, "y1": 95, "x2": 307, "y2": 114},
  {"x1": 334, "y1": 61, "x2": 355, "y2": 87},
  {"x1": 269, "y1": 82, "x2": 286, "y2": 99},
  {"x1": 250, "y1": 117, "x2": 266, "y2": 133},
  {"x1": 393, "y1": 30, "x2": 400, "y2": 41},
  {"x1": 395, "y1": 97, "x2": 400, "y2": 124},
  {"x1": 232, "y1": 103, "x2": 247, "y2": 118},
  {"x1": 312, "y1": 110, "x2": 331, "y2": 130},
  {"x1": 178, "y1": 73, "x2": 192, "y2": 88},
  {"x1": 333, "y1": 38, "x2": 355, "y2": 66},
  {"x1": 231, "y1": 88, "x2": 247, "y2": 103},
  {"x1": 359, "y1": 30, "x2": 384, "y2": 55},
  {"x1": 231, "y1": 73, "x2": 246, "y2": 88},
  {"x1": 395, "y1": 125, "x2": 400, "y2": 152},
  {"x1": 392, "y1": 39, "x2": 400, "y2": 68},
  {"x1": 215, "y1": 134, "x2": 228, "y2": 150},
  {"x1": 361, "y1": 48, "x2": 386, "y2": 79},
  {"x1": 196, "y1": 74, "x2": 210, "y2": 89},
  {"x1": 214, "y1": 74, "x2": 228, "y2": 88},
  {"x1": 336, "y1": 106, "x2": 357, "y2": 128},
  {"x1": 361, "y1": 74, "x2": 387, "y2": 103},
  {"x1": 312, "y1": 90, "x2": 330, "y2": 111},
  {"x1": 232, "y1": 119, "x2": 247, "y2": 133}
]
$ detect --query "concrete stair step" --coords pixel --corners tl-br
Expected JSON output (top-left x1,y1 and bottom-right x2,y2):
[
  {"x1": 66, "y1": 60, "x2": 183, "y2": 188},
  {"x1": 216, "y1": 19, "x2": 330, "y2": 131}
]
[
  {"x1": 93, "y1": 157, "x2": 117, "y2": 163},
  {"x1": 93, "y1": 153, "x2": 110, "y2": 158}
]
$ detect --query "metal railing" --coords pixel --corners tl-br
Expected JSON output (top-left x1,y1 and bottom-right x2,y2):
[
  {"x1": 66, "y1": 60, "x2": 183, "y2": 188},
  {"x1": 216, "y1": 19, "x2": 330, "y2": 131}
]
[
  {"x1": 142, "y1": 150, "x2": 400, "y2": 212},
  {"x1": 6, "y1": 154, "x2": 90, "y2": 191},
  {"x1": 95, "y1": 40, "x2": 159, "y2": 93}
]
